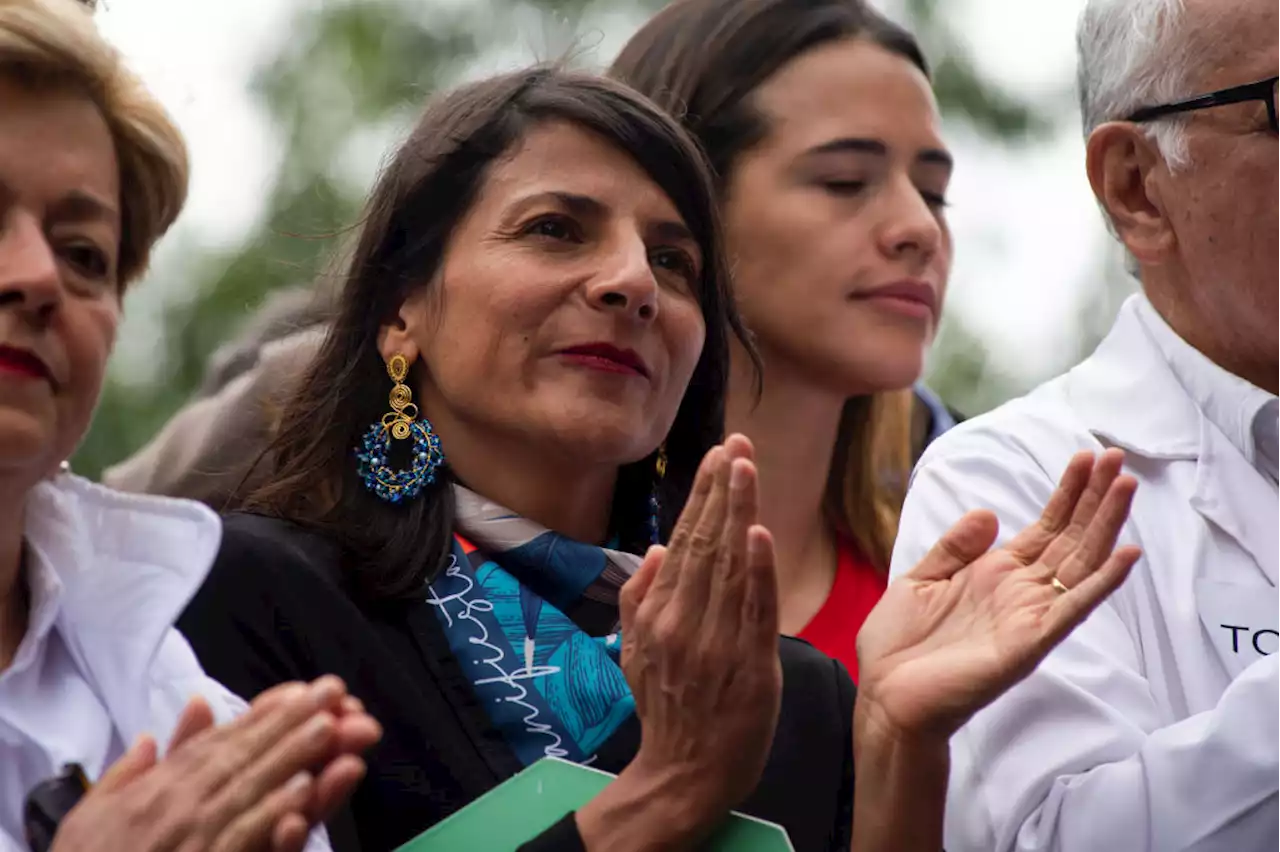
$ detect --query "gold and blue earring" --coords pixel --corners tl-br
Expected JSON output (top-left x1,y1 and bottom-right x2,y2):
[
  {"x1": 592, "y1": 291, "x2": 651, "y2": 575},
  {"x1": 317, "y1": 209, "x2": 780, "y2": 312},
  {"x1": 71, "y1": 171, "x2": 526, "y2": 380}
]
[
  {"x1": 355, "y1": 354, "x2": 445, "y2": 503},
  {"x1": 648, "y1": 444, "x2": 667, "y2": 544}
]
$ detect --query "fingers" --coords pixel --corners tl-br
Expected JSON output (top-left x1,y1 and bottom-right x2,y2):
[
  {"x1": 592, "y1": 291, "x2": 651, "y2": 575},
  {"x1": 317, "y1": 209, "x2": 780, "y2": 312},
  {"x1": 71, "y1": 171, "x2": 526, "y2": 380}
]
[
  {"x1": 209, "y1": 771, "x2": 313, "y2": 852},
  {"x1": 647, "y1": 448, "x2": 720, "y2": 606},
  {"x1": 1005, "y1": 451, "x2": 1096, "y2": 563},
  {"x1": 249, "y1": 680, "x2": 322, "y2": 713},
  {"x1": 332, "y1": 712, "x2": 382, "y2": 757},
  {"x1": 94, "y1": 735, "x2": 158, "y2": 794},
  {"x1": 906, "y1": 510, "x2": 999, "y2": 582},
  {"x1": 1042, "y1": 545, "x2": 1142, "y2": 649},
  {"x1": 1051, "y1": 471, "x2": 1138, "y2": 590},
  {"x1": 167, "y1": 696, "x2": 216, "y2": 755},
  {"x1": 206, "y1": 708, "x2": 344, "y2": 826},
  {"x1": 158, "y1": 680, "x2": 340, "y2": 809},
  {"x1": 307, "y1": 754, "x2": 368, "y2": 825},
  {"x1": 232, "y1": 678, "x2": 346, "y2": 762},
  {"x1": 619, "y1": 545, "x2": 664, "y2": 633},
  {"x1": 271, "y1": 814, "x2": 311, "y2": 852},
  {"x1": 1034, "y1": 450, "x2": 1125, "y2": 573},
  {"x1": 742, "y1": 525, "x2": 779, "y2": 651},
  {"x1": 722, "y1": 433, "x2": 754, "y2": 463},
  {"x1": 705, "y1": 456, "x2": 758, "y2": 631},
  {"x1": 667, "y1": 447, "x2": 732, "y2": 619}
]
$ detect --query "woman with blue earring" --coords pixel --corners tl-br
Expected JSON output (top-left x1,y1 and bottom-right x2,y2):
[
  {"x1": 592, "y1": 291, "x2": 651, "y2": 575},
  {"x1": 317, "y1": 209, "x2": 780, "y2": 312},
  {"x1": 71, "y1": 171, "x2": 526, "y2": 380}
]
[{"x1": 179, "y1": 66, "x2": 1144, "y2": 852}]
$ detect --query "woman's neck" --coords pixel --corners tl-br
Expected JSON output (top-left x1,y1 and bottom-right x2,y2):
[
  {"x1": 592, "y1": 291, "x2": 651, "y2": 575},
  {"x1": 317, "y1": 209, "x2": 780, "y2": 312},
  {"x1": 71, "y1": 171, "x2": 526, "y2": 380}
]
[
  {"x1": 439, "y1": 426, "x2": 618, "y2": 545},
  {"x1": 0, "y1": 490, "x2": 28, "y2": 671},
  {"x1": 726, "y1": 345, "x2": 848, "y2": 633}
]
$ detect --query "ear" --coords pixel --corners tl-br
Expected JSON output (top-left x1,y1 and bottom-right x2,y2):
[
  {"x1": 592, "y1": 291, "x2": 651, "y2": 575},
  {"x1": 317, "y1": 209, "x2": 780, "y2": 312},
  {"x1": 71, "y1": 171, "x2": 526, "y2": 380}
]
[
  {"x1": 377, "y1": 288, "x2": 431, "y2": 365},
  {"x1": 1086, "y1": 122, "x2": 1177, "y2": 265}
]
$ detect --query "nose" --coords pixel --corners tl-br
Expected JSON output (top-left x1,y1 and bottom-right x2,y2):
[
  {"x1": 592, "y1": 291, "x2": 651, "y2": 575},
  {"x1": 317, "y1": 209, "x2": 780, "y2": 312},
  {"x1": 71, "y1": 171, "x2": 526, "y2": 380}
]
[
  {"x1": 875, "y1": 178, "x2": 943, "y2": 264},
  {"x1": 0, "y1": 213, "x2": 62, "y2": 321},
  {"x1": 586, "y1": 234, "x2": 659, "y2": 322}
]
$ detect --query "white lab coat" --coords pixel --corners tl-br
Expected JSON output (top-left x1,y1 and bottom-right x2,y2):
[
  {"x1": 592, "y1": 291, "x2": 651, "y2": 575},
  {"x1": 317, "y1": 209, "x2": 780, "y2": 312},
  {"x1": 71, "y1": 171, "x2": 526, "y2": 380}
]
[
  {"x1": 891, "y1": 296, "x2": 1279, "y2": 852},
  {"x1": 0, "y1": 474, "x2": 330, "y2": 852}
]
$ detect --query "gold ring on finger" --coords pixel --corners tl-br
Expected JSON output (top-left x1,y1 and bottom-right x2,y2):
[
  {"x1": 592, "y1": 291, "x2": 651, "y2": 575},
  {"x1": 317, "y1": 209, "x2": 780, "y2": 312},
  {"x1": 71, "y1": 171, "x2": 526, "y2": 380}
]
[{"x1": 1050, "y1": 576, "x2": 1070, "y2": 595}]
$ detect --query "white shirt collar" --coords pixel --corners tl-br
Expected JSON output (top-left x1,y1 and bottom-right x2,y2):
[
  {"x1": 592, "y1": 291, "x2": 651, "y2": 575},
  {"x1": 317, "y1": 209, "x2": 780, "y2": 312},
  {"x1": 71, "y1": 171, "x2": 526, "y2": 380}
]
[
  {"x1": 1134, "y1": 295, "x2": 1279, "y2": 485},
  {"x1": 6, "y1": 542, "x2": 64, "y2": 679},
  {"x1": 20, "y1": 473, "x2": 223, "y2": 670}
]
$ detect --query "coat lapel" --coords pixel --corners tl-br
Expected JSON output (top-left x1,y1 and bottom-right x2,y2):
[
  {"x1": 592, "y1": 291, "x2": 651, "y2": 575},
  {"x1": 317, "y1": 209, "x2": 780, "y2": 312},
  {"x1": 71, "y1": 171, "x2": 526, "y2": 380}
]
[{"x1": 1190, "y1": 419, "x2": 1279, "y2": 585}]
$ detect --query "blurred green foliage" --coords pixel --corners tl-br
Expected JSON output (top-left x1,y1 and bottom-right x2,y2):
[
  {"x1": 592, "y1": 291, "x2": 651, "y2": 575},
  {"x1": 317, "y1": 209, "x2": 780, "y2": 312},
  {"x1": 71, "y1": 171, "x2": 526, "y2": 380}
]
[{"x1": 76, "y1": 0, "x2": 1064, "y2": 478}]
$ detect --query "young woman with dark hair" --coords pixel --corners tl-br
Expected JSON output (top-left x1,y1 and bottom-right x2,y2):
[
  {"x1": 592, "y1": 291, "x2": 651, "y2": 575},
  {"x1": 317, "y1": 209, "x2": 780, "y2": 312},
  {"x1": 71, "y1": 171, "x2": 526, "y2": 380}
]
[{"x1": 611, "y1": 0, "x2": 952, "y2": 680}]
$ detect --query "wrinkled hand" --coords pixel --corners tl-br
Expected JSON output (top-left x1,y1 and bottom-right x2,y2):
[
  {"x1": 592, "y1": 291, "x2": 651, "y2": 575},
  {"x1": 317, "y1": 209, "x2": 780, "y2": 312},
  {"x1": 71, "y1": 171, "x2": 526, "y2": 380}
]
[
  {"x1": 50, "y1": 676, "x2": 382, "y2": 852},
  {"x1": 614, "y1": 434, "x2": 782, "y2": 836},
  {"x1": 856, "y1": 449, "x2": 1141, "y2": 741}
]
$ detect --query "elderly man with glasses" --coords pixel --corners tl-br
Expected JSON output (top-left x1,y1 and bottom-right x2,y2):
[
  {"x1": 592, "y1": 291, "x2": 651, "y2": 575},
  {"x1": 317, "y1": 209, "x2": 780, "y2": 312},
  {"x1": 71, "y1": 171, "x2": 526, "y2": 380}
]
[{"x1": 887, "y1": 1, "x2": 1278, "y2": 851}]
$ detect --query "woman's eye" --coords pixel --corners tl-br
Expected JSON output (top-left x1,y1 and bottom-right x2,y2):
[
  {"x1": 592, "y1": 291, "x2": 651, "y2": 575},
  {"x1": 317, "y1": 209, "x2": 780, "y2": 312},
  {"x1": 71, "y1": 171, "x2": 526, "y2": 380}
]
[
  {"x1": 61, "y1": 243, "x2": 110, "y2": 280},
  {"x1": 523, "y1": 215, "x2": 581, "y2": 242},
  {"x1": 650, "y1": 248, "x2": 697, "y2": 283},
  {"x1": 821, "y1": 180, "x2": 866, "y2": 196},
  {"x1": 921, "y1": 191, "x2": 951, "y2": 210}
]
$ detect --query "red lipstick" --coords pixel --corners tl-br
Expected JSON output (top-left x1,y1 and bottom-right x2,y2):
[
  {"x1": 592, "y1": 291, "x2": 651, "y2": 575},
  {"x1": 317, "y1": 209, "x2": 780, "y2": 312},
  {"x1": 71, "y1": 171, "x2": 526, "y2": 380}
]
[{"x1": 557, "y1": 342, "x2": 650, "y2": 378}]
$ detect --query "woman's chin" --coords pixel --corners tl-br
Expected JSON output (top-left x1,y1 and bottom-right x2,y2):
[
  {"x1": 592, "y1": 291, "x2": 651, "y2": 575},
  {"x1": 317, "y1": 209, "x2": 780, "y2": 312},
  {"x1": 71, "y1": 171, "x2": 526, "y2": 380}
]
[
  {"x1": 533, "y1": 418, "x2": 661, "y2": 468},
  {"x1": 0, "y1": 410, "x2": 57, "y2": 472}
]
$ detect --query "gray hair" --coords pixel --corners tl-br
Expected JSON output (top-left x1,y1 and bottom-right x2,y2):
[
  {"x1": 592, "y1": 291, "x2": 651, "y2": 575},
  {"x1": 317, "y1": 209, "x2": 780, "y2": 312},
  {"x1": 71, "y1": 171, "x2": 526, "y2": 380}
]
[
  {"x1": 1077, "y1": 0, "x2": 1194, "y2": 168},
  {"x1": 1077, "y1": 0, "x2": 1205, "y2": 273}
]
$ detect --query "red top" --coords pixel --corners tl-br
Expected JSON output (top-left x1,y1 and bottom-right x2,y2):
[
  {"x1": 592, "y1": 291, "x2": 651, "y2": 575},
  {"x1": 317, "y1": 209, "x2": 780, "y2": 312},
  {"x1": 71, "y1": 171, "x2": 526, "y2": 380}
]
[{"x1": 797, "y1": 539, "x2": 887, "y2": 683}]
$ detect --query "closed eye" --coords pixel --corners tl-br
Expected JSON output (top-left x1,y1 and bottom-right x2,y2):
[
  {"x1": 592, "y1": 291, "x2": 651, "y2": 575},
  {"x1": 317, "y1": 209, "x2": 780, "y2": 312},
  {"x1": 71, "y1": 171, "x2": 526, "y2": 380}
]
[
  {"x1": 920, "y1": 191, "x2": 950, "y2": 209},
  {"x1": 821, "y1": 180, "x2": 866, "y2": 196}
]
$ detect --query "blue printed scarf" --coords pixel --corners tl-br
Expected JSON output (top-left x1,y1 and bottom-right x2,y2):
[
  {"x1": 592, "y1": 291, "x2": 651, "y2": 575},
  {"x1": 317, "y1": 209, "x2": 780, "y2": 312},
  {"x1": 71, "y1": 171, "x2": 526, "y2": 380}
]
[{"x1": 426, "y1": 486, "x2": 639, "y2": 766}]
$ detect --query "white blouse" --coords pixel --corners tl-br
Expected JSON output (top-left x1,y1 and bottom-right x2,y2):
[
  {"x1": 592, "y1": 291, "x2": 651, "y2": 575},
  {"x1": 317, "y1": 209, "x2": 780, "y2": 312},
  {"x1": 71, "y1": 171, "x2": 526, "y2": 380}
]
[{"x1": 0, "y1": 474, "x2": 330, "y2": 852}]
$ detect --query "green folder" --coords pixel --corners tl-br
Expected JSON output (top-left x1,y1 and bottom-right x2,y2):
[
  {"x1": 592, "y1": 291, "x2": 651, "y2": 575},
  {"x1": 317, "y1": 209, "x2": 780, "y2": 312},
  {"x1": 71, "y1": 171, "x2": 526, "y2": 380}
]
[{"x1": 393, "y1": 757, "x2": 795, "y2": 851}]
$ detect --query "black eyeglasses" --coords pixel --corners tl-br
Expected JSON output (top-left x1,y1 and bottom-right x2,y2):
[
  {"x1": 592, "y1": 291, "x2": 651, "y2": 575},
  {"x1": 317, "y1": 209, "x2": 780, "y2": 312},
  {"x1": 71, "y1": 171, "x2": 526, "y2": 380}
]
[{"x1": 1127, "y1": 76, "x2": 1278, "y2": 134}]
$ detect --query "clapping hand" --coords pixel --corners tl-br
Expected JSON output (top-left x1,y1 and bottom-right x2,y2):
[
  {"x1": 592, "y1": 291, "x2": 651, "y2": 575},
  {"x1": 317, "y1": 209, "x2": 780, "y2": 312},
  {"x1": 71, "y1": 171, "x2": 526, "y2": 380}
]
[
  {"x1": 577, "y1": 435, "x2": 782, "y2": 851},
  {"x1": 856, "y1": 449, "x2": 1141, "y2": 741},
  {"x1": 50, "y1": 676, "x2": 381, "y2": 852}
]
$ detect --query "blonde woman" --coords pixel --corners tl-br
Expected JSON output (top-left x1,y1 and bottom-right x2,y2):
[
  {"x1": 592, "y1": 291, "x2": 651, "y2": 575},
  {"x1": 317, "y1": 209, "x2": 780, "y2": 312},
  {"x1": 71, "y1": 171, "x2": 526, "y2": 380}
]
[{"x1": 0, "y1": 2, "x2": 378, "y2": 850}]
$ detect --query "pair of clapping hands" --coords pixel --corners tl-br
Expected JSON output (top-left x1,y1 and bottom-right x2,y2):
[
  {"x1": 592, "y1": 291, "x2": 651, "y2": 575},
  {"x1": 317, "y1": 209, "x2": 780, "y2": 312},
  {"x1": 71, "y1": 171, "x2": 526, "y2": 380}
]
[
  {"x1": 50, "y1": 678, "x2": 380, "y2": 852},
  {"x1": 579, "y1": 434, "x2": 1139, "y2": 848}
]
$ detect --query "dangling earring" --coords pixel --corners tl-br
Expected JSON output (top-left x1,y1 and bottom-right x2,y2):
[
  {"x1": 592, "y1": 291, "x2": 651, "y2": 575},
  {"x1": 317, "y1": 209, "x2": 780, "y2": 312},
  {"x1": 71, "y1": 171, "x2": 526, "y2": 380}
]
[
  {"x1": 355, "y1": 354, "x2": 445, "y2": 503},
  {"x1": 648, "y1": 444, "x2": 667, "y2": 545}
]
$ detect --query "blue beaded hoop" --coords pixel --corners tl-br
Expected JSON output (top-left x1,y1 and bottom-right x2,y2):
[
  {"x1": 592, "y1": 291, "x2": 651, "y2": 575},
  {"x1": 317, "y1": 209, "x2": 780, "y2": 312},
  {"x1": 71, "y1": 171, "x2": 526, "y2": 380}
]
[
  {"x1": 648, "y1": 444, "x2": 667, "y2": 544},
  {"x1": 355, "y1": 354, "x2": 445, "y2": 503}
]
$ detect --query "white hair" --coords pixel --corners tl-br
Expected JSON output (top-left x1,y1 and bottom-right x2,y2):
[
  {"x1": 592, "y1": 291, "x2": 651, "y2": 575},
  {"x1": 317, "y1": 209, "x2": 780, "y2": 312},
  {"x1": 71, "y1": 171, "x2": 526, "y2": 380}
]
[{"x1": 1077, "y1": 0, "x2": 1195, "y2": 168}]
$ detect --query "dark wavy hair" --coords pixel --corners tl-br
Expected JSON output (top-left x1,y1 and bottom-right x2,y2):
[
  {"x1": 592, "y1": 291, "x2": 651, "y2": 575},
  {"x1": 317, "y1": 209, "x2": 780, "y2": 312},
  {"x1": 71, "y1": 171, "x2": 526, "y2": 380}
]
[
  {"x1": 610, "y1": 0, "x2": 928, "y2": 572},
  {"x1": 242, "y1": 66, "x2": 753, "y2": 603}
]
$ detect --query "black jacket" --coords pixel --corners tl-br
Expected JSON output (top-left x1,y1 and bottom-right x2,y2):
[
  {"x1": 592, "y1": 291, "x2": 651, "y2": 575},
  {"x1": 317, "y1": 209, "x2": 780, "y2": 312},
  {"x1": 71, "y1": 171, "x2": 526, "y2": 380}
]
[{"x1": 179, "y1": 513, "x2": 856, "y2": 852}]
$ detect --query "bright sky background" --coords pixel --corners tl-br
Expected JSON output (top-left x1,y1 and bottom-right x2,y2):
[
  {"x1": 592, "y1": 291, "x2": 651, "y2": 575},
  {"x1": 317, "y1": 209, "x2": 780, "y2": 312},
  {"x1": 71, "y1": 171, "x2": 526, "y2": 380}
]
[{"x1": 93, "y1": 0, "x2": 1129, "y2": 386}]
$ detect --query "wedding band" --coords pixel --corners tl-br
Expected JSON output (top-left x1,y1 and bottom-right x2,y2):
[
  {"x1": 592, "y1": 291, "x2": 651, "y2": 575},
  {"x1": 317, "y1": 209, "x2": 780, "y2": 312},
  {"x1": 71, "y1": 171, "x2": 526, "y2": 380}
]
[{"x1": 1050, "y1": 576, "x2": 1070, "y2": 595}]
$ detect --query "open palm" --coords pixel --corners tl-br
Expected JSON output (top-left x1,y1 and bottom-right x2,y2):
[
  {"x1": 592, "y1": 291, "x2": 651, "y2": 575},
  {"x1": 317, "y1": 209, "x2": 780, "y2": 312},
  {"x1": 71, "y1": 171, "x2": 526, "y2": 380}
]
[{"x1": 857, "y1": 449, "x2": 1141, "y2": 738}]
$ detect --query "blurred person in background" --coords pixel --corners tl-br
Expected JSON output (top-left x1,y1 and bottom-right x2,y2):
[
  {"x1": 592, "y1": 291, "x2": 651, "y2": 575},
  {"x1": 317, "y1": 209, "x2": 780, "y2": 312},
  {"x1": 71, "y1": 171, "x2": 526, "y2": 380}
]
[
  {"x1": 890, "y1": 0, "x2": 1278, "y2": 849},
  {"x1": 177, "y1": 62, "x2": 1143, "y2": 852},
  {"x1": 610, "y1": 0, "x2": 956, "y2": 679},
  {"x1": 0, "y1": 1, "x2": 380, "y2": 850},
  {"x1": 102, "y1": 285, "x2": 332, "y2": 508}
]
